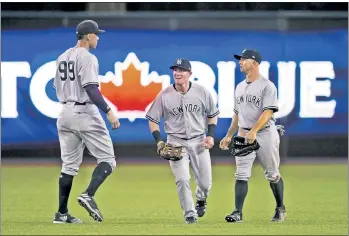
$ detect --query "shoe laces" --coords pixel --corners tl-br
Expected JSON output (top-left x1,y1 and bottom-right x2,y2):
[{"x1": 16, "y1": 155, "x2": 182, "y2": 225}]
[
  {"x1": 232, "y1": 210, "x2": 241, "y2": 215},
  {"x1": 275, "y1": 206, "x2": 285, "y2": 212}
]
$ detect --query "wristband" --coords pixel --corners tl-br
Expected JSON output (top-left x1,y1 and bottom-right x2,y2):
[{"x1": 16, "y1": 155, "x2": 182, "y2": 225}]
[
  {"x1": 105, "y1": 105, "x2": 111, "y2": 114},
  {"x1": 207, "y1": 124, "x2": 216, "y2": 138},
  {"x1": 152, "y1": 130, "x2": 163, "y2": 143}
]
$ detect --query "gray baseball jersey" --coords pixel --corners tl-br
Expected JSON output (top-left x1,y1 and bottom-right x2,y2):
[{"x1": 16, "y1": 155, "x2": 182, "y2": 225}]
[
  {"x1": 234, "y1": 76, "x2": 278, "y2": 129},
  {"x1": 54, "y1": 46, "x2": 115, "y2": 176},
  {"x1": 54, "y1": 46, "x2": 99, "y2": 103},
  {"x1": 146, "y1": 82, "x2": 219, "y2": 139},
  {"x1": 146, "y1": 82, "x2": 219, "y2": 219},
  {"x1": 233, "y1": 76, "x2": 281, "y2": 182}
]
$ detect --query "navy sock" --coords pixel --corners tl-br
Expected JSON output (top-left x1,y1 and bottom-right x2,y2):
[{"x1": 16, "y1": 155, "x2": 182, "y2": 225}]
[
  {"x1": 85, "y1": 162, "x2": 112, "y2": 197},
  {"x1": 270, "y1": 177, "x2": 284, "y2": 207},
  {"x1": 58, "y1": 172, "x2": 74, "y2": 214},
  {"x1": 235, "y1": 180, "x2": 248, "y2": 212}
]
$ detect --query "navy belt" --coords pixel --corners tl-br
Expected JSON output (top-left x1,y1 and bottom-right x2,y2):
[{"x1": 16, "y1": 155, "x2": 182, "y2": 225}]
[
  {"x1": 181, "y1": 133, "x2": 204, "y2": 140},
  {"x1": 62, "y1": 102, "x2": 87, "y2": 106},
  {"x1": 242, "y1": 126, "x2": 270, "y2": 132},
  {"x1": 169, "y1": 133, "x2": 204, "y2": 141}
]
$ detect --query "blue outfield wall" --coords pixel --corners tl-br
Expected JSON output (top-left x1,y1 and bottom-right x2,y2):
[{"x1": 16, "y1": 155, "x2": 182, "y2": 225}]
[{"x1": 1, "y1": 28, "x2": 348, "y2": 148}]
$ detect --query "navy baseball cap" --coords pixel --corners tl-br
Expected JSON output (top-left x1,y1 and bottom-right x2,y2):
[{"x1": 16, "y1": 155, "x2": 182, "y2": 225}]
[
  {"x1": 170, "y1": 58, "x2": 192, "y2": 71},
  {"x1": 234, "y1": 49, "x2": 262, "y2": 64},
  {"x1": 76, "y1": 20, "x2": 105, "y2": 36}
]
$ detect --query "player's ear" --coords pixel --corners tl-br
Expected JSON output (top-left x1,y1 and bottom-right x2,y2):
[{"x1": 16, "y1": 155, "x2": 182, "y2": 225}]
[{"x1": 188, "y1": 71, "x2": 192, "y2": 76}]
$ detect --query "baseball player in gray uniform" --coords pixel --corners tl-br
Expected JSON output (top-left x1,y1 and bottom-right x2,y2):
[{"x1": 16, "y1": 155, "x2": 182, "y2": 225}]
[
  {"x1": 220, "y1": 49, "x2": 286, "y2": 223},
  {"x1": 52, "y1": 20, "x2": 120, "y2": 224},
  {"x1": 146, "y1": 58, "x2": 220, "y2": 224}
]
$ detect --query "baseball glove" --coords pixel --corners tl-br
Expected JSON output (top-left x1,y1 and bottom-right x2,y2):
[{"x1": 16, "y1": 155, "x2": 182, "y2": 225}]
[
  {"x1": 229, "y1": 136, "x2": 260, "y2": 157},
  {"x1": 157, "y1": 141, "x2": 183, "y2": 161},
  {"x1": 276, "y1": 125, "x2": 285, "y2": 136}
]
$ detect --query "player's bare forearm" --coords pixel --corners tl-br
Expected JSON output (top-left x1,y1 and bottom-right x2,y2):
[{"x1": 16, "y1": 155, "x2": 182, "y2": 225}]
[
  {"x1": 149, "y1": 121, "x2": 163, "y2": 143},
  {"x1": 251, "y1": 110, "x2": 274, "y2": 132},
  {"x1": 226, "y1": 113, "x2": 239, "y2": 138},
  {"x1": 149, "y1": 121, "x2": 160, "y2": 133}
]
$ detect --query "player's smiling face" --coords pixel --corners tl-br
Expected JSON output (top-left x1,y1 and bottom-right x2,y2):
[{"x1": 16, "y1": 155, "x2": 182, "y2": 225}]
[
  {"x1": 172, "y1": 67, "x2": 192, "y2": 85},
  {"x1": 239, "y1": 58, "x2": 254, "y2": 73}
]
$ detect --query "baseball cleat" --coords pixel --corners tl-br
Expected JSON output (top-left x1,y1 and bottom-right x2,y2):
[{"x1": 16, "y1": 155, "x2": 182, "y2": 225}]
[
  {"x1": 225, "y1": 210, "x2": 243, "y2": 223},
  {"x1": 195, "y1": 200, "x2": 207, "y2": 217},
  {"x1": 53, "y1": 212, "x2": 82, "y2": 224},
  {"x1": 77, "y1": 193, "x2": 104, "y2": 222},
  {"x1": 185, "y1": 216, "x2": 197, "y2": 224},
  {"x1": 271, "y1": 205, "x2": 287, "y2": 222}
]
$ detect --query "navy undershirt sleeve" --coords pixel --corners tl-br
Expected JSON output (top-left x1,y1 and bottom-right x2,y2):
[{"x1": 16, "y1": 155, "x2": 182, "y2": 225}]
[{"x1": 84, "y1": 84, "x2": 111, "y2": 114}]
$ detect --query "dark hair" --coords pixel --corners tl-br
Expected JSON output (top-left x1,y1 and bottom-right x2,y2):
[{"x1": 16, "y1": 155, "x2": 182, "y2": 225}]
[{"x1": 77, "y1": 34, "x2": 85, "y2": 40}]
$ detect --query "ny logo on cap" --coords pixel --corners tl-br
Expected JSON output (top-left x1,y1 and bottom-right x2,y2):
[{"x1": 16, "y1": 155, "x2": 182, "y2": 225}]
[{"x1": 176, "y1": 59, "x2": 182, "y2": 65}]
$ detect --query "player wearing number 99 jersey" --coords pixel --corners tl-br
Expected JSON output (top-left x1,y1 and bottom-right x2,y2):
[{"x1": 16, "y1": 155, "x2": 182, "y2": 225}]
[{"x1": 52, "y1": 20, "x2": 120, "y2": 224}]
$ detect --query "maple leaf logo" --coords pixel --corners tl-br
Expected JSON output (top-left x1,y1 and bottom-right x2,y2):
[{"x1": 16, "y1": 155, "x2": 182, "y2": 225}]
[{"x1": 99, "y1": 52, "x2": 170, "y2": 122}]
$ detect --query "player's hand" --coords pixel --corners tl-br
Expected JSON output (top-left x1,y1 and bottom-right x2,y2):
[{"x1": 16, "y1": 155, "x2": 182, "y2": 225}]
[
  {"x1": 106, "y1": 110, "x2": 120, "y2": 130},
  {"x1": 245, "y1": 130, "x2": 257, "y2": 144},
  {"x1": 203, "y1": 136, "x2": 214, "y2": 149},
  {"x1": 156, "y1": 141, "x2": 166, "y2": 155},
  {"x1": 219, "y1": 136, "x2": 232, "y2": 150}
]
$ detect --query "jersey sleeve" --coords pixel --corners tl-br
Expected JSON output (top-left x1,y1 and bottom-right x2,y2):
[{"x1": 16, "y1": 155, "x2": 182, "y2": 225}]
[
  {"x1": 53, "y1": 77, "x2": 57, "y2": 90},
  {"x1": 234, "y1": 90, "x2": 239, "y2": 114},
  {"x1": 145, "y1": 93, "x2": 164, "y2": 124},
  {"x1": 262, "y1": 82, "x2": 279, "y2": 112},
  {"x1": 234, "y1": 99, "x2": 239, "y2": 114},
  {"x1": 205, "y1": 89, "x2": 220, "y2": 118},
  {"x1": 79, "y1": 54, "x2": 99, "y2": 88},
  {"x1": 53, "y1": 60, "x2": 59, "y2": 89}
]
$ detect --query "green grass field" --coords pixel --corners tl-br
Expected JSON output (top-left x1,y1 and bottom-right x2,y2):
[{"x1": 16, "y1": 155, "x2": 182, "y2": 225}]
[{"x1": 2, "y1": 163, "x2": 348, "y2": 235}]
